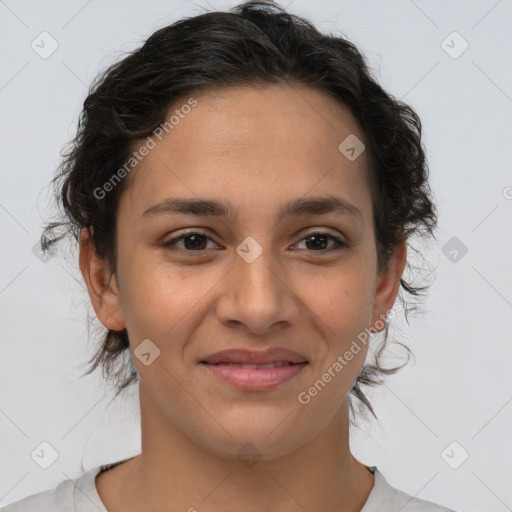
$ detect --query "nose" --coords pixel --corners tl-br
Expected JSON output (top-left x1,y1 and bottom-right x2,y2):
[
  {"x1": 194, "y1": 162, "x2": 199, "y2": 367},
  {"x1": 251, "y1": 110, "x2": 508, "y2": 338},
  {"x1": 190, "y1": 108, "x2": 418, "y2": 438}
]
[{"x1": 215, "y1": 248, "x2": 300, "y2": 335}]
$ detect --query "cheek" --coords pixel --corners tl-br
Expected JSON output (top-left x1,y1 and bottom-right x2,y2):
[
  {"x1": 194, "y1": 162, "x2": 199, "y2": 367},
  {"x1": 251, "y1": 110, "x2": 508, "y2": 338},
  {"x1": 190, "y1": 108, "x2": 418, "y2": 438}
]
[
  {"x1": 309, "y1": 265, "x2": 375, "y2": 369},
  {"x1": 116, "y1": 249, "x2": 220, "y2": 346},
  {"x1": 314, "y1": 263, "x2": 375, "y2": 326},
  {"x1": 116, "y1": 250, "x2": 169, "y2": 335},
  {"x1": 303, "y1": 288, "x2": 372, "y2": 410}
]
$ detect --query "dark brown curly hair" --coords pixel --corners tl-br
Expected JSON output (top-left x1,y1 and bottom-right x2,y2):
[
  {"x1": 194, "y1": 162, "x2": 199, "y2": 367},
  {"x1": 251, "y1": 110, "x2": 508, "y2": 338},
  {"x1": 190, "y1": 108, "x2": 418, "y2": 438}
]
[{"x1": 42, "y1": 0, "x2": 437, "y2": 423}]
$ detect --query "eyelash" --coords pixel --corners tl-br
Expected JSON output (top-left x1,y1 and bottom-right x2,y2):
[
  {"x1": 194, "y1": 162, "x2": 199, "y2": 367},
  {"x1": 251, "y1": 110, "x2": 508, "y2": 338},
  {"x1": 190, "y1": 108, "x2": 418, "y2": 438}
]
[{"x1": 162, "y1": 229, "x2": 347, "y2": 255}]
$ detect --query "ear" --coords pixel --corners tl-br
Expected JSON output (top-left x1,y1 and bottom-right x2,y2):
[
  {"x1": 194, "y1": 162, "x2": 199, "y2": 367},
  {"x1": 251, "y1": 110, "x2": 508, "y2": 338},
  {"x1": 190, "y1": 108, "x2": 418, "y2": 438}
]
[
  {"x1": 369, "y1": 237, "x2": 407, "y2": 333},
  {"x1": 79, "y1": 227, "x2": 126, "y2": 331}
]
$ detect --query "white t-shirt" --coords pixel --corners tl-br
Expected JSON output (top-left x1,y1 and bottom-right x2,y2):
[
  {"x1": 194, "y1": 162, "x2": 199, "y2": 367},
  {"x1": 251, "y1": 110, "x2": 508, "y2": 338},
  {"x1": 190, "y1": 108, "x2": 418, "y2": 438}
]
[{"x1": 1, "y1": 460, "x2": 457, "y2": 512}]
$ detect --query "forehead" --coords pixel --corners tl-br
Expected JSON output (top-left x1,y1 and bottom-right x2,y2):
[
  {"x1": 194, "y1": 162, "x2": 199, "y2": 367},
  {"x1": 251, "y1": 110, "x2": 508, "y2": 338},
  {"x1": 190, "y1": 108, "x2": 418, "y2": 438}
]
[
  {"x1": 122, "y1": 83, "x2": 371, "y2": 220},
  {"x1": 158, "y1": 83, "x2": 367, "y2": 160}
]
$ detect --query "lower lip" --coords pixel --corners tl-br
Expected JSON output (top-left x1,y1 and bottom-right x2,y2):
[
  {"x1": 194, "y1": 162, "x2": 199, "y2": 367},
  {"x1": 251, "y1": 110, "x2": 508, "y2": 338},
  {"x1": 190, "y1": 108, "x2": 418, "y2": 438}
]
[{"x1": 201, "y1": 362, "x2": 308, "y2": 390}]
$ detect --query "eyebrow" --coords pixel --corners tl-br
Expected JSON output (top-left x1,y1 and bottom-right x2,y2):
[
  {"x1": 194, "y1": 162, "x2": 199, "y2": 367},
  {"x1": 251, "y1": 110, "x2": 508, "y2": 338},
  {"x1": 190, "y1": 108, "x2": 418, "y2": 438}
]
[{"x1": 142, "y1": 195, "x2": 364, "y2": 226}]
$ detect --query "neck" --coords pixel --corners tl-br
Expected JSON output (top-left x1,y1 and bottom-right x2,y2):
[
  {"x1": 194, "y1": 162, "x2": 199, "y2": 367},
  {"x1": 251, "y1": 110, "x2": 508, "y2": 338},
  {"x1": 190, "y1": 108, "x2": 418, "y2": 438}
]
[{"x1": 98, "y1": 385, "x2": 375, "y2": 512}]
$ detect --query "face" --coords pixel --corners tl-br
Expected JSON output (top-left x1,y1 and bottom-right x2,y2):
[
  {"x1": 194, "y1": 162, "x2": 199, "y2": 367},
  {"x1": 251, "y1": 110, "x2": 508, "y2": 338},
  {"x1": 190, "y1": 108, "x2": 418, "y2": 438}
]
[{"x1": 81, "y1": 84, "x2": 405, "y2": 461}]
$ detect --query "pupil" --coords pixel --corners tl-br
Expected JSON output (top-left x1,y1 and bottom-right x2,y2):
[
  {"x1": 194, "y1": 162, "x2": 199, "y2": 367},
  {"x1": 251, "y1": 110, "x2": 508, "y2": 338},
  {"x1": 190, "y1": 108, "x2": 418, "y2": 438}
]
[
  {"x1": 185, "y1": 234, "x2": 206, "y2": 250},
  {"x1": 307, "y1": 235, "x2": 327, "y2": 250}
]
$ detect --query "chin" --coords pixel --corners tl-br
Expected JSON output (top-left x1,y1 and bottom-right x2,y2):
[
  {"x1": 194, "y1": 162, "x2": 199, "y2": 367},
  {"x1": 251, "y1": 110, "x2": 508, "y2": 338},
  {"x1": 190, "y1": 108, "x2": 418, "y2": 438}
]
[
  {"x1": 194, "y1": 414, "x2": 312, "y2": 463},
  {"x1": 207, "y1": 435, "x2": 301, "y2": 464}
]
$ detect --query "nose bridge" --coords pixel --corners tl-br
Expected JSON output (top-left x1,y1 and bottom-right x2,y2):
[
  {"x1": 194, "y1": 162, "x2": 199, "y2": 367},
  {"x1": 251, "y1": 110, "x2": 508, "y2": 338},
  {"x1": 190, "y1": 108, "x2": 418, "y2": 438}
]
[
  {"x1": 215, "y1": 235, "x2": 299, "y2": 333},
  {"x1": 235, "y1": 236, "x2": 283, "y2": 307},
  {"x1": 237, "y1": 239, "x2": 279, "y2": 296}
]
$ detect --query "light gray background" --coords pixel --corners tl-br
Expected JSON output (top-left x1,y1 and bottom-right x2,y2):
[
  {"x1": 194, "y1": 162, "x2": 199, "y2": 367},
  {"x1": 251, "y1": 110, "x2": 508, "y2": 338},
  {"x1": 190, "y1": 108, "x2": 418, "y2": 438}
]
[{"x1": 1, "y1": 1, "x2": 511, "y2": 511}]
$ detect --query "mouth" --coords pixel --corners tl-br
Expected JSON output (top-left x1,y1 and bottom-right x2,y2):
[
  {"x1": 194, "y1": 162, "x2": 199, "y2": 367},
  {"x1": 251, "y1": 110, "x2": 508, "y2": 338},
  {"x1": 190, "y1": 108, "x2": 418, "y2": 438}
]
[{"x1": 199, "y1": 347, "x2": 309, "y2": 390}]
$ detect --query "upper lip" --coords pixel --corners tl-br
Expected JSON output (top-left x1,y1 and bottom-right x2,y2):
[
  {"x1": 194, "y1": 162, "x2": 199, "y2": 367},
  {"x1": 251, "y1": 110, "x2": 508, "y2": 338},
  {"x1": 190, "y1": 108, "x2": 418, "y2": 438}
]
[{"x1": 201, "y1": 348, "x2": 308, "y2": 365}]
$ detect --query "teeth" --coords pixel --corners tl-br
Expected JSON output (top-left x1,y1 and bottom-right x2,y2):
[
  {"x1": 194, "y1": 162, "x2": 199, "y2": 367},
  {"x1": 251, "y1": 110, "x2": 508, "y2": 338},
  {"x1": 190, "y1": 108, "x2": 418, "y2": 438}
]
[{"x1": 218, "y1": 362, "x2": 293, "y2": 369}]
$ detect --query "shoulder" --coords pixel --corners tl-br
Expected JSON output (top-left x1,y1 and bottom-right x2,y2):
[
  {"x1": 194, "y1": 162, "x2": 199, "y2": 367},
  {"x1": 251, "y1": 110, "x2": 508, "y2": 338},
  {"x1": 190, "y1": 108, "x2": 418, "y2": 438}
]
[
  {"x1": 0, "y1": 464, "x2": 108, "y2": 512},
  {"x1": 362, "y1": 468, "x2": 459, "y2": 512},
  {"x1": 1, "y1": 456, "x2": 136, "y2": 512},
  {"x1": 0, "y1": 489, "x2": 54, "y2": 512}
]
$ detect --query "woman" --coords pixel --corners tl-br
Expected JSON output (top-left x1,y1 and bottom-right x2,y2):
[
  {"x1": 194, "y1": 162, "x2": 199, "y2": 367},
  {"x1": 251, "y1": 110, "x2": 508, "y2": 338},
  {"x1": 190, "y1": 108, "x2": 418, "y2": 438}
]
[{"x1": 2, "y1": 1, "x2": 457, "y2": 510}]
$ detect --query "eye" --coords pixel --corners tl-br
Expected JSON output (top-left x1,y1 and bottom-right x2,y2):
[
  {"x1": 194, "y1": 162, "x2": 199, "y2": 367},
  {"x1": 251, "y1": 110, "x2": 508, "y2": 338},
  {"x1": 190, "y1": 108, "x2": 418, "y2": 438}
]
[
  {"x1": 293, "y1": 230, "x2": 347, "y2": 253},
  {"x1": 162, "y1": 230, "x2": 217, "y2": 252},
  {"x1": 162, "y1": 229, "x2": 347, "y2": 254}
]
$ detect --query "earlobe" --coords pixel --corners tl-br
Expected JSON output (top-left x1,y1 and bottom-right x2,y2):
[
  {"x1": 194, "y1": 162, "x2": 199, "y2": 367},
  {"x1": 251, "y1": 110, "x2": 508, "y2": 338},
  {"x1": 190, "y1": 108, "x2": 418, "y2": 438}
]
[
  {"x1": 79, "y1": 228, "x2": 126, "y2": 331},
  {"x1": 370, "y1": 238, "x2": 407, "y2": 333}
]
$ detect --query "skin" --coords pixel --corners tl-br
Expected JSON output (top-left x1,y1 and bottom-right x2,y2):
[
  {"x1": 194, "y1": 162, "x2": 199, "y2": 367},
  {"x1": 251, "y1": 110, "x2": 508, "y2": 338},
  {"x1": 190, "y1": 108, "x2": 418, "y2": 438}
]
[{"x1": 80, "y1": 83, "x2": 407, "y2": 512}]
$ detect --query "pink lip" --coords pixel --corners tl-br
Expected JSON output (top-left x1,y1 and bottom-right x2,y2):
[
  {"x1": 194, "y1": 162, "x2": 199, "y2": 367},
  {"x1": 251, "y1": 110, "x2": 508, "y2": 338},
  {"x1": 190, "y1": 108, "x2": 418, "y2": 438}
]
[
  {"x1": 202, "y1": 361, "x2": 308, "y2": 390},
  {"x1": 200, "y1": 348, "x2": 309, "y2": 391}
]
